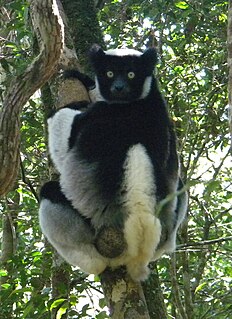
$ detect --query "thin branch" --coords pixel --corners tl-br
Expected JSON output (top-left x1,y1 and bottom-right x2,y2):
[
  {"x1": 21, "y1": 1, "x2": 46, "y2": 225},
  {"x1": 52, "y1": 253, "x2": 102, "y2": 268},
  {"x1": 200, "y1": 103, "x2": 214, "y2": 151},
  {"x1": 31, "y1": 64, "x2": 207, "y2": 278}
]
[
  {"x1": 170, "y1": 255, "x2": 188, "y2": 319},
  {"x1": 20, "y1": 157, "x2": 39, "y2": 202},
  {"x1": 177, "y1": 236, "x2": 232, "y2": 249}
]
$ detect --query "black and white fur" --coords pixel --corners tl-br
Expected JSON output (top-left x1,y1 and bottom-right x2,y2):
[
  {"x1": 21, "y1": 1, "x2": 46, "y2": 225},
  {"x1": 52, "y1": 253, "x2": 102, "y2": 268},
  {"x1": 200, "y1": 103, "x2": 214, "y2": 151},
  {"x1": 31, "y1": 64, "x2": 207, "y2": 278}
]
[
  {"x1": 39, "y1": 45, "x2": 187, "y2": 281},
  {"x1": 39, "y1": 181, "x2": 107, "y2": 274}
]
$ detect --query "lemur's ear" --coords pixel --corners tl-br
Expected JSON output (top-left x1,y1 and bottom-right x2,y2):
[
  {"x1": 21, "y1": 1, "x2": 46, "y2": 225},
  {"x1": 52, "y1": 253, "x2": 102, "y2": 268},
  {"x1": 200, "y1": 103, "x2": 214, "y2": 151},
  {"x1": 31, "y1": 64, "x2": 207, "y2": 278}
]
[
  {"x1": 89, "y1": 44, "x2": 105, "y2": 70},
  {"x1": 141, "y1": 48, "x2": 158, "y2": 74}
]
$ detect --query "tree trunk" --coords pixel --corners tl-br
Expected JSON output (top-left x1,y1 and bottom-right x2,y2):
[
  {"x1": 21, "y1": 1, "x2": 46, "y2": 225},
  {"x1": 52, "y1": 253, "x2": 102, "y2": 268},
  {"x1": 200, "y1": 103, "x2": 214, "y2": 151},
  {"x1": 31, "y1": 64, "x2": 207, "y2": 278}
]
[
  {"x1": 143, "y1": 263, "x2": 168, "y2": 319},
  {"x1": 0, "y1": 191, "x2": 18, "y2": 319},
  {"x1": 61, "y1": 0, "x2": 105, "y2": 74},
  {"x1": 0, "y1": 213, "x2": 14, "y2": 319},
  {"x1": 101, "y1": 268, "x2": 150, "y2": 319}
]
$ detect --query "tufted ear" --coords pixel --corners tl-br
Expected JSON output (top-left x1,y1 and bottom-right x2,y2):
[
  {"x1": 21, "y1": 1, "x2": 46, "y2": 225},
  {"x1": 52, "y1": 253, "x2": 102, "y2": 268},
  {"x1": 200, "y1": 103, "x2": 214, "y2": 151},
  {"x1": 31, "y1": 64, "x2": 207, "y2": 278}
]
[
  {"x1": 141, "y1": 47, "x2": 158, "y2": 74},
  {"x1": 89, "y1": 44, "x2": 105, "y2": 70}
]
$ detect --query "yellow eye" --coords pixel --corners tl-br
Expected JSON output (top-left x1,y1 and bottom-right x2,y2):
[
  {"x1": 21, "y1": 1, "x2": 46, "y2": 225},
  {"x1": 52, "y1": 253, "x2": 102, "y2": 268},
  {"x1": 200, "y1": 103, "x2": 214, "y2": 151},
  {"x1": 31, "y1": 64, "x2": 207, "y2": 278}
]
[
  {"x1": 107, "y1": 71, "x2": 114, "y2": 78},
  {"x1": 128, "y1": 72, "x2": 135, "y2": 79}
]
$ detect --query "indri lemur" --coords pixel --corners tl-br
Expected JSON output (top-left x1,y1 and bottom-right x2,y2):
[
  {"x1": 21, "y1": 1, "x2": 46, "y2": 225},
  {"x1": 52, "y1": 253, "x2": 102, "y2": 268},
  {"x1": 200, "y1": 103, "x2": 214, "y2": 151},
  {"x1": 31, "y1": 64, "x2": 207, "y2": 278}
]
[{"x1": 39, "y1": 45, "x2": 188, "y2": 281}]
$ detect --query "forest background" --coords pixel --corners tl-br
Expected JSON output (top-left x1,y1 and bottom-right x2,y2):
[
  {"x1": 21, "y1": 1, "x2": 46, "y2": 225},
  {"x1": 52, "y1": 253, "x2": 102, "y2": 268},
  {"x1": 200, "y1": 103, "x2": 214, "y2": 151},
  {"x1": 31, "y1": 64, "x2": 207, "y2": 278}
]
[{"x1": 0, "y1": 0, "x2": 231, "y2": 319}]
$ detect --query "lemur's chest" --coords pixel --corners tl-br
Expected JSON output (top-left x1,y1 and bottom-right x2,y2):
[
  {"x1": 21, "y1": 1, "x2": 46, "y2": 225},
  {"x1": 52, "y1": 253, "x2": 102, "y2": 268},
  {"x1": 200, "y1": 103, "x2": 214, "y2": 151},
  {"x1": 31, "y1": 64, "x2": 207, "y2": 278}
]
[{"x1": 76, "y1": 106, "x2": 169, "y2": 164}]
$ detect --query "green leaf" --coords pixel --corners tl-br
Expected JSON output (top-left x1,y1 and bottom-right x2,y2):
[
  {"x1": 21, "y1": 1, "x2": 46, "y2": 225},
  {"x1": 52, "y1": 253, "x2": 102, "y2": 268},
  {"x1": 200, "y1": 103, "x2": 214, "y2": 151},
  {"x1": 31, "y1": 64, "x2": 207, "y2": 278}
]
[
  {"x1": 31, "y1": 251, "x2": 42, "y2": 257},
  {"x1": 56, "y1": 305, "x2": 68, "y2": 319},
  {"x1": 206, "y1": 180, "x2": 221, "y2": 193},
  {"x1": 99, "y1": 297, "x2": 106, "y2": 309},
  {"x1": 96, "y1": 311, "x2": 108, "y2": 319},
  {"x1": 0, "y1": 59, "x2": 10, "y2": 73},
  {"x1": 195, "y1": 282, "x2": 207, "y2": 294},
  {"x1": 50, "y1": 298, "x2": 66, "y2": 310},
  {"x1": 0, "y1": 269, "x2": 8, "y2": 277},
  {"x1": 1, "y1": 283, "x2": 11, "y2": 289},
  {"x1": 175, "y1": 1, "x2": 189, "y2": 9}
]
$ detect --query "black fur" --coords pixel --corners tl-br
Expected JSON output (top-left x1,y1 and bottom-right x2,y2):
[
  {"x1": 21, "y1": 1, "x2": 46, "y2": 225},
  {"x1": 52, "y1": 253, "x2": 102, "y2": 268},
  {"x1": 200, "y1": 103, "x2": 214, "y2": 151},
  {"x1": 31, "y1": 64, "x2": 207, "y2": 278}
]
[
  {"x1": 40, "y1": 181, "x2": 69, "y2": 204},
  {"x1": 68, "y1": 73, "x2": 178, "y2": 204},
  {"x1": 89, "y1": 46, "x2": 158, "y2": 102},
  {"x1": 40, "y1": 181, "x2": 93, "y2": 228},
  {"x1": 39, "y1": 45, "x2": 187, "y2": 278},
  {"x1": 62, "y1": 46, "x2": 181, "y2": 240}
]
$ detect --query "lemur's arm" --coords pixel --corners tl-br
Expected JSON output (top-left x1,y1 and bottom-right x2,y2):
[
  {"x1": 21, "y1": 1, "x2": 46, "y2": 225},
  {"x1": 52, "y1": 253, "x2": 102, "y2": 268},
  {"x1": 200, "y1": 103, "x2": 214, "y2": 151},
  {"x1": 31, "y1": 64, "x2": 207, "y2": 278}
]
[
  {"x1": 63, "y1": 70, "x2": 95, "y2": 90},
  {"x1": 39, "y1": 181, "x2": 107, "y2": 274},
  {"x1": 63, "y1": 69, "x2": 98, "y2": 102}
]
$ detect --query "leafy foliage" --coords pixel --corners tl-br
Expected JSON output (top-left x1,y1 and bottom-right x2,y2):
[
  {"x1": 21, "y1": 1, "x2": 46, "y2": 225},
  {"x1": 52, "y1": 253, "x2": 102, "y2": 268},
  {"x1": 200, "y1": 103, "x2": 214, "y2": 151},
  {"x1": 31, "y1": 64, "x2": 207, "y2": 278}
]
[
  {"x1": 0, "y1": 0, "x2": 231, "y2": 318},
  {"x1": 0, "y1": 0, "x2": 33, "y2": 102}
]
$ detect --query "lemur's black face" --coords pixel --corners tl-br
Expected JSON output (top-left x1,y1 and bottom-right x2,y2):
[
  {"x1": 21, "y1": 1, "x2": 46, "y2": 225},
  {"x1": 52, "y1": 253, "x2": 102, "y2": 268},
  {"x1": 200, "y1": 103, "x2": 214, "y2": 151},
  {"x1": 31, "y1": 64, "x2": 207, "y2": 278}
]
[{"x1": 89, "y1": 45, "x2": 157, "y2": 102}]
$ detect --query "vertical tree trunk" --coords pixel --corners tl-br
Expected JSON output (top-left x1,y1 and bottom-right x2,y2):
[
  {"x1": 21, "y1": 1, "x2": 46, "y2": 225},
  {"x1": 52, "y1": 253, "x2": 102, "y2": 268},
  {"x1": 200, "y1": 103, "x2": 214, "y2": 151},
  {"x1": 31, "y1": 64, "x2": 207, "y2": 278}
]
[
  {"x1": 0, "y1": 212, "x2": 15, "y2": 271},
  {"x1": 101, "y1": 268, "x2": 150, "y2": 319},
  {"x1": 0, "y1": 213, "x2": 14, "y2": 319},
  {"x1": 0, "y1": 192, "x2": 18, "y2": 319},
  {"x1": 143, "y1": 263, "x2": 168, "y2": 319},
  {"x1": 61, "y1": 0, "x2": 105, "y2": 74}
]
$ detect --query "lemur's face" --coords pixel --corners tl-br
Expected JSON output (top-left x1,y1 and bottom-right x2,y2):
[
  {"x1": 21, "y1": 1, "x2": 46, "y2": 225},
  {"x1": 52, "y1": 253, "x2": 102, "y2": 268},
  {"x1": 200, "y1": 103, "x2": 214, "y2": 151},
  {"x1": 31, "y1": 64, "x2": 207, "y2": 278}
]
[{"x1": 89, "y1": 46, "x2": 157, "y2": 103}]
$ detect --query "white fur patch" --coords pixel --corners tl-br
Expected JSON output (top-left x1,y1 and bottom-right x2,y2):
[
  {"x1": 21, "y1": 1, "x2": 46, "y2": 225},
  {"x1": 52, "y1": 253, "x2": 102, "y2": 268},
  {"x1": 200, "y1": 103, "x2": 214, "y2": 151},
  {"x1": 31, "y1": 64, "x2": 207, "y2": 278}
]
[
  {"x1": 94, "y1": 77, "x2": 106, "y2": 102},
  {"x1": 105, "y1": 48, "x2": 142, "y2": 57},
  {"x1": 54, "y1": 242, "x2": 107, "y2": 274},
  {"x1": 48, "y1": 108, "x2": 81, "y2": 173},
  {"x1": 140, "y1": 76, "x2": 152, "y2": 99},
  {"x1": 39, "y1": 199, "x2": 107, "y2": 274},
  {"x1": 89, "y1": 87, "x2": 99, "y2": 102},
  {"x1": 121, "y1": 144, "x2": 161, "y2": 281}
]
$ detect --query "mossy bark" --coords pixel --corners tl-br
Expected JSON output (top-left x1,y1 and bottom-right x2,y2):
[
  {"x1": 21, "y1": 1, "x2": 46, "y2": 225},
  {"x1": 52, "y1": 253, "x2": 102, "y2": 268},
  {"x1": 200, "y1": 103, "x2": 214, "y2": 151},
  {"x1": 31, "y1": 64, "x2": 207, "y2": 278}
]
[{"x1": 61, "y1": 0, "x2": 105, "y2": 74}]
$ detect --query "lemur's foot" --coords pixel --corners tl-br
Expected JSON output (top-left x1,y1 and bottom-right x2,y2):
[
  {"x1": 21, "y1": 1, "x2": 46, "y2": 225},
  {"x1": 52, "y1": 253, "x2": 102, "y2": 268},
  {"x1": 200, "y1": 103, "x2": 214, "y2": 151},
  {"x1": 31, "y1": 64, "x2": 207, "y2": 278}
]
[{"x1": 95, "y1": 226, "x2": 126, "y2": 258}]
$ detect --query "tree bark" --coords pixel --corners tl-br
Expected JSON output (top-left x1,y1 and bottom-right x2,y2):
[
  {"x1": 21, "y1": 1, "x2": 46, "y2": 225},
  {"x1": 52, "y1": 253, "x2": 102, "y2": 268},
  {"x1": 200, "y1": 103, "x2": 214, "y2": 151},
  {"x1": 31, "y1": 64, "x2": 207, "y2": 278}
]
[
  {"x1": 143, "y1": 263, "x2": 168, "y2": 319},
  {"x1": 0, "y1": 211, "x2": 15, "y2": 270},
  {"x1": 170, "y1": 255, "x2": 188, "y2": 319},
  {"x1": 0, "y1": 191, "x2": 19, "y2": 319},
  {"x1": 101, "y1": 267, "x2": 150, "y2": 319},
  {"x1": 61, "y1": 0, "x2": 105, "y2": 74},
  {"x1": 0, "y1": 213, "x2": 14, "y2": 319}
]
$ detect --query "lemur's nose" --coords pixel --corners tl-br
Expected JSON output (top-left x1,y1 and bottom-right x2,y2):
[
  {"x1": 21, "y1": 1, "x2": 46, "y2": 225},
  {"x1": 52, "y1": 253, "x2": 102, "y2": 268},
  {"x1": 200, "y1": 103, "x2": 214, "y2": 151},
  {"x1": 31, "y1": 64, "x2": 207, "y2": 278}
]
[
  {"x1": 115, "y1": 83, "x2": 124, "y2": 91},
  {"x1": 111, "y1": 78, "x2": 126, "y2": 93}
]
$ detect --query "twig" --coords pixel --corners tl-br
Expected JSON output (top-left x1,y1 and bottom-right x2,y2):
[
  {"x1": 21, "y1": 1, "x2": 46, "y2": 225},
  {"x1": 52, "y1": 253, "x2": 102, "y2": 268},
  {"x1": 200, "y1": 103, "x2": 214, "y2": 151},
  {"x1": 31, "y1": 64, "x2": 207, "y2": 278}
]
[
  {"x1": 20, "y1": 157, "x2": 39, "y2": 202},
  {"x1": 177, "y1": 236, "x2": 232, "y2": 249}
]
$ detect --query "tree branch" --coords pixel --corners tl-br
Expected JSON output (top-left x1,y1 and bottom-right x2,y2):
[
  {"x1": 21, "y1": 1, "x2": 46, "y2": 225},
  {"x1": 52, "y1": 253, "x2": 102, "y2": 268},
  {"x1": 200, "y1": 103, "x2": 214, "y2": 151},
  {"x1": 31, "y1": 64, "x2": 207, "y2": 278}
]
[
  {"x1": 170, "y1": 255, "x2": 188, "y2": 319},
  {"x1": 177, "y1": 236, "x2": 232, "y2": 249},
  {"x1": 0, "y1": 0, "x2": 64, "y2": 196},
  {"x1": 20, "y1": 157, "x2": 39, "y2": 202}
]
